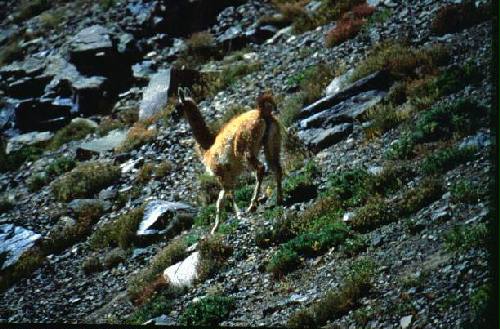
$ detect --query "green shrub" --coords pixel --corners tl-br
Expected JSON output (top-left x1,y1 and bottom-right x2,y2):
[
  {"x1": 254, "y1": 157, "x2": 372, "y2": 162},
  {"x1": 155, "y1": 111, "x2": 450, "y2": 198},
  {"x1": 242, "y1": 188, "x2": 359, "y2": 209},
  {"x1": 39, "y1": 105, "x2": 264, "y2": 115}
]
[
  {"x1": 255, "y1": 211, "x2": 293, "y2": 248},
  {"x1": 385, "y1": 133, "x2": 416, "y2": 160},
  {"x1": 450, "y1": 180, "x2": 481, "y2": 204},
  {"x1": 288, "y1": 258, "x2": 376, "y2": 328},
  {"x1": 233, "y1": 185, "x2": 253, "y2": 209},
  {"x1": 267, "y1": 220, "x2": 349, "y2": 276},
  {"x1": 367, "y1": 163, "x2": 413, "y2": 196},
  {"x1": 127, "y1": 293, "x2": 173, "y2": 324},
  {"x1": 46, "y1": 156, "x2": 76, "y2": 177},
  {"x1": 341, "y1": 234, "x2": 368, "y2": 257},
  {"x1": 136, "y1": 163, "x2": 155, "y2": 184},
  {"x1": 0, "y1": 144, "x2": 44, "y2": 173},
  {"x1": 48, "y1": 120, "x2": 96, "y2": 150},
  {"x1": 398, "y1": 178, "x2": 443, "y2": 216},
  {"x1": 52, "y1": 162, "x2": 120, "y2": 202},
  {"x1": 179, "y1": 295, "x2": 234, "y2": 326},
  {"x1": 13, "y1": 0, "x2": 50, "y2": 23},
  {"x1": 0, "y1": 248, "x2": 45, "y2": 292},
  {"x1": 444, "y1": 223, "x2": 488, "y2": 252},
  {"x1": 279, "y1": 93, "x2": 305, "y2": 127},
  {"x1": 103, "y1": 248, "x2": 127, "y2": 268},
  {"x1": 197, "y1": 173, "x2": 220, "y2": 206},
  {"x1": 194, "y1": 205, "x2": 227, "y2": 228},
  {"x1": 197, "y1": 235, "x2": 232, "y2": 281},
  {"x1": 289, "y1": 64, "x2": 336, "y2": 105},
  {"x1": 413, "y1": 98, "x2": 485, "y2": 144},
  {"x1": 127, "y1": 238, "x2": 187, "y2": 302},
  {"x1": 89, "y1": 206, "x2": 144, "y2": 250},
  {"x1": 363, "y1": 102, "x2": 407, "y2": 139},
  {"x1": 350, "y1": 196, "x2": 397, "y2": 233},
  {"x1": 82, "y1": 256, "x2": 102, "y2": 275},
  {"x1": 27, "y1": 173, "x2": 48, "y2": 192},
  {"x1": 324, "y1": 168, "x2": 371, "y2": 207},
  {"x1": 420, "y1": 146, "x2": 477, "y2": 176},
  {"x1": 470, "y1": 283, "x2": 492, "y2": 316}
]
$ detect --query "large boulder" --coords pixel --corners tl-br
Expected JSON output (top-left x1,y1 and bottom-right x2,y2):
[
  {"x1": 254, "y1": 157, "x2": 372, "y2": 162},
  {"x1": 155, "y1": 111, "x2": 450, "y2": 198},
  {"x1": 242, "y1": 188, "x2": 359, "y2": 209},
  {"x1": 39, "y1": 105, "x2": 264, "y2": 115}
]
[
  {"x1": 137, "y1": 200, "x2": 197, "y2": 238},
  {"x1": 297, "y1": 70, "x2": 392, "y2": 120},
  {"x1": 14, "y1": 98, "x2": 71, "y2": 132},
  {"x1": 163, "y1": 251, "x2": 200, "y2": 288},
  {"x1": 139, "y1": 68, "x2": 200, "y2": 121},
  {"x1": 0, "y1": 224, "x2": 41, "y2": 271},
  {"x1": 78, "y1": 129, "x2": 128, "y2": 154},
  {"x1": 298, "y1": 123, "x2": 353, "y2": 152}
]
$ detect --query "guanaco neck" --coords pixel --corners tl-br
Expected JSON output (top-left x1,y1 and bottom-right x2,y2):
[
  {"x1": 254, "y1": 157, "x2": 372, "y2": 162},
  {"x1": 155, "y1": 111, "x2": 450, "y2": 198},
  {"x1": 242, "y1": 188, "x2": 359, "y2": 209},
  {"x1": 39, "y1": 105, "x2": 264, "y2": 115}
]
[{"x1": 181, "y1": 98, "x2": 215, "y2": 151}]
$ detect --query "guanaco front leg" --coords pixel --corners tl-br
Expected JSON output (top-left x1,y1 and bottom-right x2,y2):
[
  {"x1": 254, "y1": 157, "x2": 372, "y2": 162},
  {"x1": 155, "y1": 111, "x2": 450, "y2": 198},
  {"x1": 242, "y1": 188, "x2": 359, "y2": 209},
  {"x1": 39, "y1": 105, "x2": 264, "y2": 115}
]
[
  {"x1": 211, "y1": 189, "x2": 226, "y2": 235},
  {"x1": 247, "y1": 155, "x2": 265, "y2": 213}
]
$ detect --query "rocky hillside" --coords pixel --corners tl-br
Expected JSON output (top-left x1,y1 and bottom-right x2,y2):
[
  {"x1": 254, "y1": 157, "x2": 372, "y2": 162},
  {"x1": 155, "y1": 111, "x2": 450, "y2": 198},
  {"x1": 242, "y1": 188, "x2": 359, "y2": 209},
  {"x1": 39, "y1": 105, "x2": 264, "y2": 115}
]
[{"x1": 0, "y1": 0, "x2": 497, "y2": 327}]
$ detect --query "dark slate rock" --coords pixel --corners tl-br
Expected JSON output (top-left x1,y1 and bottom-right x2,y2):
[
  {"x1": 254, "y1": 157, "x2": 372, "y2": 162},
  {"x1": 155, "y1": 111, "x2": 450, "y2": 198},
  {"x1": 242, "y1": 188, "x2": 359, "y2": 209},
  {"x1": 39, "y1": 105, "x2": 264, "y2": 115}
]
[
  {"x1": 284, "y1": 182, "x2": 317, "y2": 206},
  {"x1": 72, "y1": 76, "x2": 110, "y2": 115},
  {"x1": 14, "y1": 98, "x2": 71, "y2": 132},
  {"x1": 0, "y1": 58, "x2": 45, "y2": 80},
  {"x1": 299, "y1": 90, "x2": 386, "y2": 129},
  {"x1": 297, "y1": 70, "x2": 392, "y2": 120},
  {"x1": 6, "y1": 75, "x2": 53, "y2": 99},
  {"x1": 0, "y1": 224, "x2": 41, "y2": 271},
  {"x1": 298, "y1": 123, "x2": 353, "y2": 152}
]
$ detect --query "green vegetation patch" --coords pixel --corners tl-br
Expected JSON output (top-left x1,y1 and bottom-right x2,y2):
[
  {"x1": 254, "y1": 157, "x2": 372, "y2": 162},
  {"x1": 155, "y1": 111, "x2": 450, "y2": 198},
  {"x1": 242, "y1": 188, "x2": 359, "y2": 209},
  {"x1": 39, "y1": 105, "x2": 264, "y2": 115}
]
[
  {"x1": 0, "y1": 143, "x2": 44, "y2": 173},
  {"x1": 48, "y1": 120, "x2": 96, "y2": 150},
  {"x1": 179, "y1": 295, "x2": 235, "y2": 326},
  {"x1": 398, "y1": 177, "x2": 443, "y2": 216},
  {"x1": 52, "y1": 162, "x2": 120, "y2": 202},
  {"x1": 127, "y1": 238, "x2": 187, "y2": 303},
  {"x1": 288, "y1": 258, "x2": 376, "y2": 328},
  {"x1": 89, "y1": 206, "x2": 144, "y2": 250},
  {"x1": 197, "y1": 235, "x2": 233, "y2": 281},
  {"x1": 444, "y1": 223, "x2": 488, "y2": 252},
  {"x1": 450, "y1": 180, "x2": 481, "y2": 204},
  {"x1": 420, "y1": 146, "x2": 477, "y2": 176}
]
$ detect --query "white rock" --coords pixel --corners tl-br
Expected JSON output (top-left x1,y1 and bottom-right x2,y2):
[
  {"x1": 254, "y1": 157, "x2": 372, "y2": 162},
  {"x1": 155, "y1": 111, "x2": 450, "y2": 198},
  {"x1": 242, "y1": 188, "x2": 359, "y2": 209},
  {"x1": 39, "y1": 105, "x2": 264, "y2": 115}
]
[
  {"x1": 400, "y1": 315, "x2": 412, "y2": 329},
  {"x1": 163, "y1": 252, "x2": 200, "y2": 288},
  {"x1": 325, "y1": 69, "x2": 354, "y2": 97}
]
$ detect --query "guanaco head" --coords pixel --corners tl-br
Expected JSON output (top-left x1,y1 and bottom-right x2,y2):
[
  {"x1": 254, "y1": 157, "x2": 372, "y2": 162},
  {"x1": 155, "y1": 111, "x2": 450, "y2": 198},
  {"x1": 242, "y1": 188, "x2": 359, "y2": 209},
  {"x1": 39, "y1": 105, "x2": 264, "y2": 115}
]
[
  {"x1": 257, "y1": 91, "x2": 277, "y2": 117},
  {"x1": 175, "y1": 87, "x2": 196, "y2": 113}
]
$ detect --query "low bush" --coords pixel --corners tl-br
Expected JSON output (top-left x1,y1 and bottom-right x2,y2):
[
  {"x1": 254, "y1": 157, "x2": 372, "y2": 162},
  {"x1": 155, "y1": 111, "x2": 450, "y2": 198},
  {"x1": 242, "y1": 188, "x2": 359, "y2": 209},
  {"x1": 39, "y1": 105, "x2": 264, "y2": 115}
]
[
  {"x1": 52, "y1": 162, "x2": 121, "y2": 202},
  {"x1": 325, "y1": 3, "x2": 375, "y2": 47},
  {"x1": 431, "y1": 2, "x2": 489, "y2": 36},
  {"x1": 82, "y1": 256, "x2": 102, "y2": 275},
  {"x1": 127, "y1": 238, "x2": 187, "y2": 303},
  {"x1": 197, "y1": 235, "x2": 232, "y2": 281},
  {"x1": 179, "y1": 295, "x2": 234, "y2": 326},
  {"x1": 116, "y1": 124, "x2": 157, "y2": 153},
  {"x1": 89, "y1": 206, "x2": 144, "y2": 250},
  {"x1": 420, "y1": 146, "x2": 477, "y2": 176},
  {"x1": 0, "y1": 143, "x2": 44, "y2": 173},
  {"x1": 444, "y1": 223, "x2": 487, "y2": 252},
  {"x1": 127, "y1": 293, "x2": 173, "y2": 324},
  {"x1": 47, "y1": 120, "x2": 96, "y2": 150},
  {"x1": 288, "y1": 258, "x2": 376, "y2": 327},
  {"x1": 324, "y1": 168, "x2": 371, "y2": 208},
  {"x1": 103, "y1": 248, "x2": 127, "y2": 269},
  {"x1": 136, "y1": 163, "x2": 155, "y2": 184},
  {"x1": 350, "y1": 196, "x2": 397, "y2": 233},
  {"x1": 398, "y1": 177, "x2": 443, "y2": 216},
  {"x1": 450, "y1": 180, "x2": 481, "y2": 204}
]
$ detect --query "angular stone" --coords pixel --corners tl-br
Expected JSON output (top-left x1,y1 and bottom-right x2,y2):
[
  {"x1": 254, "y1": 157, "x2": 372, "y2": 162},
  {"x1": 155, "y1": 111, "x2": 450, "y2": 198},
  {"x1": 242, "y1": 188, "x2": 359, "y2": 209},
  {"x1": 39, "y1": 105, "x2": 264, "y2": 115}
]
[
  {"x1": 137, "y1": 200, "x2": 197, "y2": 237},
  {"x1": 139, "y1": 68, "x2": 200, "y2": 121},
  {"x1": 14, "y1": 98, "x2": 71, "y2": 132},
  {"x1": 78, "y1": 129, "x2": 128, "y2": 154},
  {"x1": 69, "y1": 25, "x2": 113, "y2": 61},
  {"x1": 163, "y1": 251, "x2": 200, "y2": 288},
  {"x1": 5, "y1": 131, "x2": 53, "y2": 154},
  {"x1": 73, "y1": 76, "x2": 109, "y2": 115},
  {"x1": 325, "y1": 69, "x2": 353, "y2": 96},
  {"x1": 0, "y1": 224, "x2": 41, "y2": 271},
  {"x1": 6, "y1": 75, "x2": 53, "y2": 99},
  {"x1": 298, "y1": 123, "x2": 353, "y2": 152},
  {"x1": 297, "y1": 70, "x2": 392, "y2": 120}
]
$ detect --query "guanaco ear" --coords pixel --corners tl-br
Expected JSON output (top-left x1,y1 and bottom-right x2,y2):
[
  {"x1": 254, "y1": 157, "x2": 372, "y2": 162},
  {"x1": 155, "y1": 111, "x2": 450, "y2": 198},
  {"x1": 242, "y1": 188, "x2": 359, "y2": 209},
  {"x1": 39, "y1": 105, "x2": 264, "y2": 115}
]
[{"x1": 177, "y1": 87, "x2": 185, "y2": 102}]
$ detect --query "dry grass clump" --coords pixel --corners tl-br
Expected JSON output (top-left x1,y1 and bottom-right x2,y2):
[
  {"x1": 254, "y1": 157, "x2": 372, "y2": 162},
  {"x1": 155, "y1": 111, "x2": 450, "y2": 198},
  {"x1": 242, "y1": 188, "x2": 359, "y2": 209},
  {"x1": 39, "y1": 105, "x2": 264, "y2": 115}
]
[
  {"x1": 349, "y1": 42, "x2": 449, "y2": 83},
  {"x1": 431, "y1": 2, "x2": 489, "y2": 36},
  {"x1": 127, "y1": 238, "x2": 187, "y2": 304},
  {"x1": 197, "y1": 235, "x2": 233, "y2": 282},
  {"x1": 325, "y1": 3, "x2": 375, "y2": 47},
  {"x1": 47, "y1": 120, "x2": 96, "y2": 150},
  {"x1": 51, "y1": 162, "x2": 120, "y2": 202},
  {"x1": 116, "y1": 123, "x2": 157, "y2": 153},
  {"x1": 288, "y1": 258, "x2": 376, "y2": 328}
]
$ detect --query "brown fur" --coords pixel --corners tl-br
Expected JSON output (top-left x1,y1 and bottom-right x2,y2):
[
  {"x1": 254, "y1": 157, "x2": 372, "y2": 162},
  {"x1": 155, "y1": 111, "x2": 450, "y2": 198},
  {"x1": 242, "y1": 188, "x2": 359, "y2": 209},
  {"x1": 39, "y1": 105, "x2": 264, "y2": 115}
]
[{"x1": 176, "y1": 92, "x2": 283, "y2": 234}]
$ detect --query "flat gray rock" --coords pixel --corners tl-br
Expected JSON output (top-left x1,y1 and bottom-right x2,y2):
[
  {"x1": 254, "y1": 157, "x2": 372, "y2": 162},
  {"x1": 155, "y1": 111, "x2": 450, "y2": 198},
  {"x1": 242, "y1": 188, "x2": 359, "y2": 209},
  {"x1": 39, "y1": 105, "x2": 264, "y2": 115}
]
[
  {"x1": 0, "y1": 224, "x2": 41, "y2": 271},
  {"x1": 79, "y1": 129, "x2": 127, "y2": 153},
  {"x1": 137, "y1": 200, "x2": 197, "y2": 236}
]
